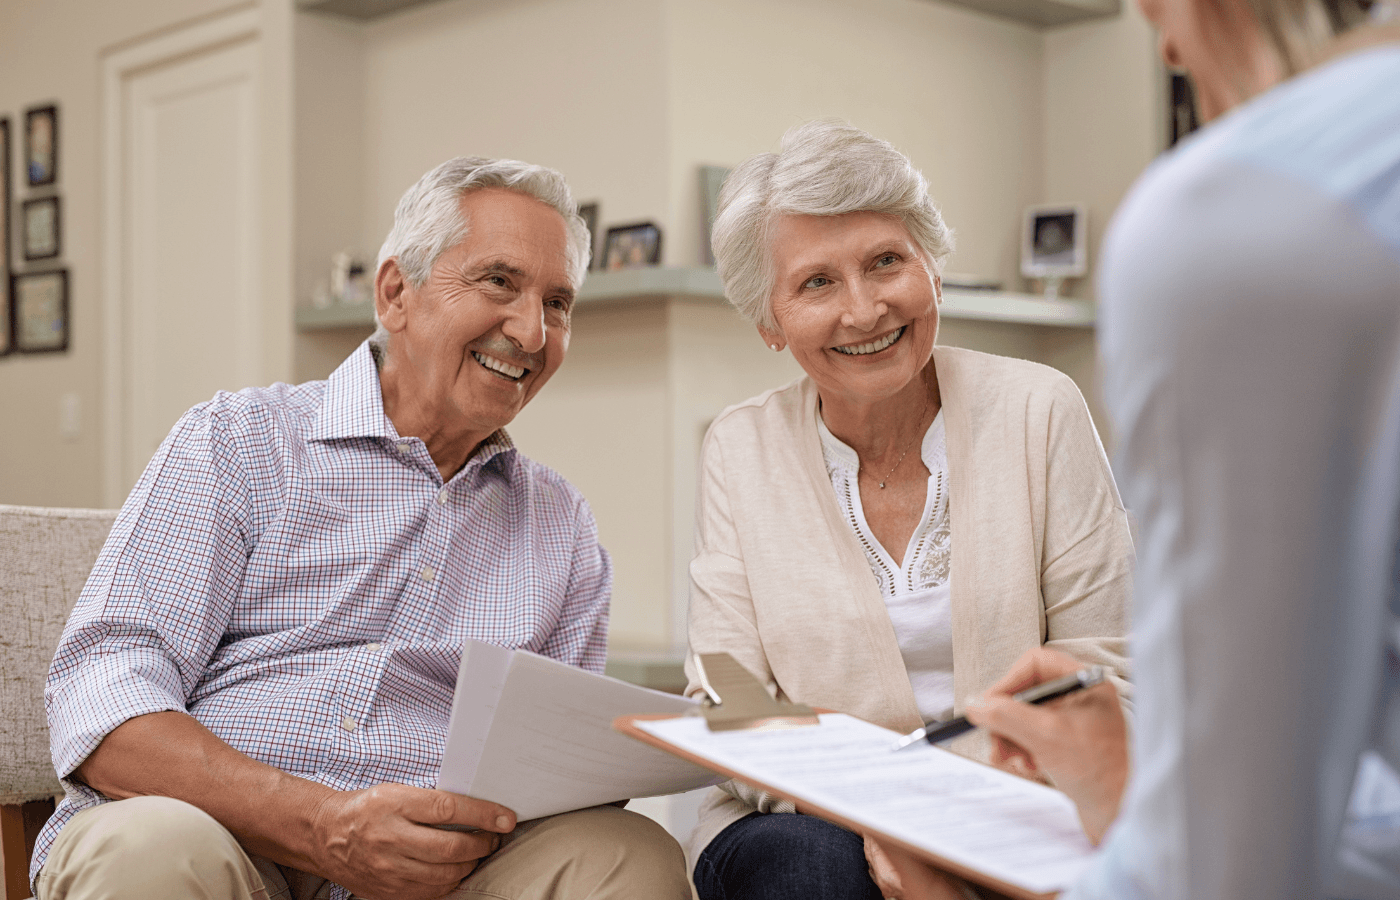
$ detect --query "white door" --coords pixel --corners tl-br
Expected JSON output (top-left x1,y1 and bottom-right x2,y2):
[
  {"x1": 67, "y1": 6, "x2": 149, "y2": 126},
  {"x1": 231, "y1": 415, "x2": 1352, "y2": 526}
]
[{"x1": 103, "y1": 11, "x2": 262, "y2": 502}]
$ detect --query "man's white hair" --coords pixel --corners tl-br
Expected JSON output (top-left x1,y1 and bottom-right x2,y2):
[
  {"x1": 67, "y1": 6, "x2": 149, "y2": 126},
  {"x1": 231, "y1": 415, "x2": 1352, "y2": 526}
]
[
  {"x1": 370, "y1": 156, "x2": 591, "y2": 347},
  {"x1": 710, "y1": 120, "x2": 955, "y2": 334}
]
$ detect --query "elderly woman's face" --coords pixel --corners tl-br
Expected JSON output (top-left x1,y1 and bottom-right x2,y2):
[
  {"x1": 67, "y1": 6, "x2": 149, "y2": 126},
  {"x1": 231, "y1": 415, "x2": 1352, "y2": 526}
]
[{"x1": 762, "y1": 212, "x2": 939, "y2": 407}]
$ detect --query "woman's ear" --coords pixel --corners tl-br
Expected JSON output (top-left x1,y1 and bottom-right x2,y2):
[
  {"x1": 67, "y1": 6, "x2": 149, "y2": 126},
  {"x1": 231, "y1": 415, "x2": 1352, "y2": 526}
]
[
  {"x1": 757, "y1": 325, "x2": 785, "y2": 353},
  {"x1": 376, "y1": 258, "x2": 409, "y2": 333}
]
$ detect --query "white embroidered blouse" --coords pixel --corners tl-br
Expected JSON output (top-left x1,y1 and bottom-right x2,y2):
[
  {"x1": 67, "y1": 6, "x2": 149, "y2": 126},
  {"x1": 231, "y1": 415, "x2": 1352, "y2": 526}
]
[{"x1": 816, "y1": 412, "x2": 955, "y2": 722}]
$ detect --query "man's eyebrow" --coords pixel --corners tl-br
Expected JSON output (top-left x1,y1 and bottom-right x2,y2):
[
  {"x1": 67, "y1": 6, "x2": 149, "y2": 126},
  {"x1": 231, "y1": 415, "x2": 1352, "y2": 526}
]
[{"x1": 471, "y1": 261, "x2": 527, "y2": 279}]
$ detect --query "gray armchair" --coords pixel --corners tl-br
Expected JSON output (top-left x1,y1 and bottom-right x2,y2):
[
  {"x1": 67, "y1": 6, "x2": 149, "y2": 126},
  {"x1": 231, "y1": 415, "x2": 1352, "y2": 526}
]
[{"x1": 0, "y1": 505, "x2": 116, "y2": 900}]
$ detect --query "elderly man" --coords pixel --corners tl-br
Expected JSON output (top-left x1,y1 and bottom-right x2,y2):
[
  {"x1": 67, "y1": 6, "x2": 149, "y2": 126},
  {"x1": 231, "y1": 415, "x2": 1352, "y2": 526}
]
[{"x1": 31, "y1": 158, "x2": 691, "y2": 900}]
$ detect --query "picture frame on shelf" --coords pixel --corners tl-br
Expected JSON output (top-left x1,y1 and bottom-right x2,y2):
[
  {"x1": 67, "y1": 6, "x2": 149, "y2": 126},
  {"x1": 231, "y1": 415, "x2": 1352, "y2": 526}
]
[
  {"x1": 25, "y1": 104, "x2": 58, "y2": 187},
  {"x1": 603, "y1": 222, "x2": 662, "y2": 271},
  {"x1": 22, "y1": 196, "x2": 60, "y2": 261},
  {"x1": 576, "y1": 201, "x2": 599, "y2": 269},
  {"x1": 698, "y1": 165, "x2": 730, "y2": 266},
  {"x1": 12, "y1": 269, "x2": 69, "y2": 353}
]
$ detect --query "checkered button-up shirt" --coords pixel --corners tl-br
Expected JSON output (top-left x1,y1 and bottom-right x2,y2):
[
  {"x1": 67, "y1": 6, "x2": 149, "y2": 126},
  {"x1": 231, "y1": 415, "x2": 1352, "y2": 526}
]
[{"x1": 35, "y1": 342, "x2": 611, "y2": 892}]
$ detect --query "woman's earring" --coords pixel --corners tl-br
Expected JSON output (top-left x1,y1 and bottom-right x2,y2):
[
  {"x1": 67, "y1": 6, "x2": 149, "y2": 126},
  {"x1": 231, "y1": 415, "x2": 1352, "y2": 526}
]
[{"x1": 769, "y1": 343, "x2": 781, "y2": 352}]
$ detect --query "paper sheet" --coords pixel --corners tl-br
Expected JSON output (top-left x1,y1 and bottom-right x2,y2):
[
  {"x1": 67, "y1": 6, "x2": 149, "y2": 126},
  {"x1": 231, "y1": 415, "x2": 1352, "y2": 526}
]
[
  {"x1": 636, "y1": 713, "x2": 1096, "y2": 895},
  {"x1": 437, "y1": 641, "x2": 723, "y2": 821}
]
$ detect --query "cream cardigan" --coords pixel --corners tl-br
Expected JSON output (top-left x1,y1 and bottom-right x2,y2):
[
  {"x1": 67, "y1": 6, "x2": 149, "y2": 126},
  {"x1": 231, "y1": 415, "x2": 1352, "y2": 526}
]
[{"x1": 683, "y1": 345, "x2": 1134, "y2": 863}]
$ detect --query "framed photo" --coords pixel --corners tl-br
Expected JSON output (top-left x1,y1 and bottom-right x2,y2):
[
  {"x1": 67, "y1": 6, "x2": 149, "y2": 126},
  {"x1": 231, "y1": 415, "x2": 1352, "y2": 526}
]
[
  {"x1": 1020, "y1": 204, "x2": 1087, "y2": 281},
  {"x1": 576, "y1": 201, "x2": 599, "y2": 270},
  {"x1": 25, "y1": 105, "x2": 58, "y2": 187},
  {"x1": 22, "y1": 196, "x2": 60, "y2": 261},
  {"x1": 1168, "y1": 72, "x2": 1199, "y2": 148},
  {"x1": 12, "y1": 269, "x2": 69, "y2": 353},
  {"x1": 698, "y1": 165, "x2": 730, "y2": 266},
  {"x1": 0, "y1": 117, "x2": 10, "y2": 289},
  {"x1": 603, "y1": 222, "x2": 662, "y2": 271}
]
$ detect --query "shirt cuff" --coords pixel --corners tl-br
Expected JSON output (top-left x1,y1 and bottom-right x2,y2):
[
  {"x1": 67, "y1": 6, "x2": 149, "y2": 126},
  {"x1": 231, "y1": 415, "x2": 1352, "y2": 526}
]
[{"x1": 47, "y1": 648, "x2": 189, "y2": 779}]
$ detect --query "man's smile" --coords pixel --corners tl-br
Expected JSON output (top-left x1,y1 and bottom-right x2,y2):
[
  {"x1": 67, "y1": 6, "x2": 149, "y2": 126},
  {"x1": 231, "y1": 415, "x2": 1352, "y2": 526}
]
[
  {"x1": 472, "y1": 350, "x2": 529, "y2": 382},
  {"x1": 831, "y1": 325, "x2": 905, "y2": 356}
]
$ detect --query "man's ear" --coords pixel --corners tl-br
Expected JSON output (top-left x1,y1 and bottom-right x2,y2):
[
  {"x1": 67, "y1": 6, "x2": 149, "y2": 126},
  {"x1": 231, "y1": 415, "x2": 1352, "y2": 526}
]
[{"x1": 376, "y1": 258, "x2": 410, "y2": 333}]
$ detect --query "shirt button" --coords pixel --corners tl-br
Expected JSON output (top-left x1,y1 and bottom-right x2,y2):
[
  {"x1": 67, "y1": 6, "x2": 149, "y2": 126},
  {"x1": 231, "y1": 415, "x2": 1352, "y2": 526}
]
[
  {"x1": 396, "y1": 442, "x2": 410, "y2": 454},
  {"x1": 421, "y1": 566, "x2": 435, "y2": 582},
  {"x1": 437, "y1": 488, "x2": 449, "y2": 505},
  {"x1": 341, "y1": 716, "x2": 357, "y2": 732},
  {"x1": 366, "y1": 642, "x2": 381, "y2": 652}
]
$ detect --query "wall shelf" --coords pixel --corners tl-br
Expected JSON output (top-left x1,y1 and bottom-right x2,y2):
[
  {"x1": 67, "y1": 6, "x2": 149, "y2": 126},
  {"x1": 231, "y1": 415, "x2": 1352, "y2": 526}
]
[
  {"x1": 294, "y1": 267, "x2": 1095, "y2": 331},
  {"x1": 297, "y1": 0, "x2": 1117, "y2": 29}
]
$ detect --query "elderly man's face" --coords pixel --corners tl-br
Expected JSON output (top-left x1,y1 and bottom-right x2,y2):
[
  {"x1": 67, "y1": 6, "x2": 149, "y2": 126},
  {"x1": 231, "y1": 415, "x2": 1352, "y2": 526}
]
[
  {"x1": 762, "y1": 211, "x2": 940, "y2": 409},
  {"x1": 386, "y1": 188, "x2": 575, "y2": 441}
]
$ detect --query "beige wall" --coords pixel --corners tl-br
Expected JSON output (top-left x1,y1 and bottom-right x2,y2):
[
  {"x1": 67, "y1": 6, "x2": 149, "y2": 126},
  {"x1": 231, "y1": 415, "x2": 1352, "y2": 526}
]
[
  {"x1": 0, "y1": 0, "x2": 240, "y2": 507},
  {"x1": 664, "y1": 0, "x2": 1046, "y2": 284}
]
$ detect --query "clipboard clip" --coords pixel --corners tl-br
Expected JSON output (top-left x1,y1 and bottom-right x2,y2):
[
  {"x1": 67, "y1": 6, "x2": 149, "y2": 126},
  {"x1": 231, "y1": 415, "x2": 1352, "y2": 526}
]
[{"x1": 692, "y1": 652, "x2": 819, "y2": 732}]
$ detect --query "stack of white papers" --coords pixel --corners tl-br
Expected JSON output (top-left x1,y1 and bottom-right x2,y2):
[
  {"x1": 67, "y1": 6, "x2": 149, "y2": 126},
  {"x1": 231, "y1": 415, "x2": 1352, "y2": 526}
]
[{"x1": 437, "y1": 640, "x2": 722, "y2": 821}]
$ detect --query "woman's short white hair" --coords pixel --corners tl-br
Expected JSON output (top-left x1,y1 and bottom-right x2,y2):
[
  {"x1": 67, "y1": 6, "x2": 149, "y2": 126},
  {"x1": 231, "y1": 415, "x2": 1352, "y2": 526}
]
[
  {"x1": 370, "y1": 156, "x2": 591, "y2": 346},
  {"x1": 710, "y1": 120, "x2": 954, "y2": 332}
]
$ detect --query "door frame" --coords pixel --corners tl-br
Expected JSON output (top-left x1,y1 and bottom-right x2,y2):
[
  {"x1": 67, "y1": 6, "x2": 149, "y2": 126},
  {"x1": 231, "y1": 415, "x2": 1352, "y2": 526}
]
[{"x1": 100, "y1": 6, "x2": 262, "y2": 506}]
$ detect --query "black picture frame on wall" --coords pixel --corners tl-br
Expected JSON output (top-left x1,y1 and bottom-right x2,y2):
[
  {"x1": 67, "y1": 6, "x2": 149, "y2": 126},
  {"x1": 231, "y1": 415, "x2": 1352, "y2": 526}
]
[
  {"x1": 25, "y1": 104, "x2": 58, "y2": 187},
  {"x1": 22, "y1": 196, "x2": 60, "y2": 261},
  {"x1": 12, "y1": 269, "x2": 69, "y2": 353}
]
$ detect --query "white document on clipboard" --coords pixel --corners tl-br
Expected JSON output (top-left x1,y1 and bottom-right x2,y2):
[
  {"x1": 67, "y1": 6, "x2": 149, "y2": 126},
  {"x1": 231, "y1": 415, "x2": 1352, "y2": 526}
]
[
  {"x1": 437, "y1": 639, "x2": 723, "y2": 821},
  {"x1": 632, "y1": 713, "x2": 1097, "y2": 897}
]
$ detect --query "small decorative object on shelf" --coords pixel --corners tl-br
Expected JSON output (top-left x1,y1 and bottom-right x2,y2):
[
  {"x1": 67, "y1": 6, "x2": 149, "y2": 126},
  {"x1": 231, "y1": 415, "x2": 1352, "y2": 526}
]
[
  {"x1": 12, "y1": 268, "x2": 69, "y2": 353},
  {"x1": 603, "y1": 222, "x2": 662, "y2": 271},
  {"x1": 25, "y1": 104, "x2": 57, "y2": 187},
  {"x1": 314, "y1": 250, "x2": 371, "y2": 309},
  {"x1": 698, "y1": 166, "x2": 730, "y2": 266},
  {"x1": 576, "y1": 201, "x2": 599, "y2": 269},
  {"x1": 22, "y1": 196, "x2": 60, "y2": 261},
  {"x1": 1021, "y1": 203, "x2": 1087, "y2": 302}
]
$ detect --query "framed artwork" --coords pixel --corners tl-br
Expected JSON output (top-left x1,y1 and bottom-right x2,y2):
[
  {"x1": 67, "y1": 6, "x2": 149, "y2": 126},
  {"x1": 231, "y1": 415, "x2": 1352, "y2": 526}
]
[
  {"x1": 698, "y1": 165, "x2": 730, "y2": 266},
  {"x1": 1021, "y1": 204, "x2": 1087, "y2": 281},
  {"x1": 12, "y1": 269, "x2": 69, "y2": 353},
  {"x1": 576, "y1": 201, "x2": 599, "y2": 270},
  {"x1": 1168, "y1": 72, "x2": 1199, "y2": 148},
  {"x1": 22, "y1": 196, "x2": 60, "y2": 261},
  {"x1": 0, "y1": 117, "x2": 10, "y2": 298},
  {"x1": 603, "y1": 222, "x2": 662, "y2": 271},
  {"x1": 25, "y1": 104, "x2": 58, "y2": 187}
]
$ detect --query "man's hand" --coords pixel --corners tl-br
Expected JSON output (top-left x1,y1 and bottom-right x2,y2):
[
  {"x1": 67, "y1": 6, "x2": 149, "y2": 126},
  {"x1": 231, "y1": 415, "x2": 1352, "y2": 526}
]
[
  {"x1": 309, "y1": 785, "x2": 515, "y2": 900},
  {"x1": 963, "y1": 647, "x2": 1129, "y2": 844}
]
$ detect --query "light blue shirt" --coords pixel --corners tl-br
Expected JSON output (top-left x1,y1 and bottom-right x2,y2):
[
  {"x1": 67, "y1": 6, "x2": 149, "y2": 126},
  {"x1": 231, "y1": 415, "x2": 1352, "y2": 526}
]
[{"x1": 1079, "y1": 42, "x2": 1400, "y2": 900}]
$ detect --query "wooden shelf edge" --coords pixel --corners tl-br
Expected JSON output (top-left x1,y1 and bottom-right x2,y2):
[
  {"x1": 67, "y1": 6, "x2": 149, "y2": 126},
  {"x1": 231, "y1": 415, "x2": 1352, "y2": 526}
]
[{"x1": 294, "y1": 268, "x2": 1095, "y2": 331}]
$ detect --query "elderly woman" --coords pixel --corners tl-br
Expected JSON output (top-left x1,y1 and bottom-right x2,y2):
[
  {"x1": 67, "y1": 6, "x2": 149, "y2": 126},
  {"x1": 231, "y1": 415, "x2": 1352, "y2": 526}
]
[{"x1": 684, "y1": 119, "x2": 1134, "y2": 900}]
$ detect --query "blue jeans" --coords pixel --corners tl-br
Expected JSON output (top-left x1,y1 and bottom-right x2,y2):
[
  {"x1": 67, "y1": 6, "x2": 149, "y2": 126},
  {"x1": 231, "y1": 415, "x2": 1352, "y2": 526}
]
[{"x1": 693, "y1": 812, "x2": 882, "y2": 900}]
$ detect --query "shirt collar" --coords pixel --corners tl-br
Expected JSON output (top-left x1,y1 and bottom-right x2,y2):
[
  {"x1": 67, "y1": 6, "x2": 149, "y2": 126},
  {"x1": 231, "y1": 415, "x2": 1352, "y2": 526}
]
[
  {"x1": 310, "y1": 341, "x2": 397, "y2": 442},
  {"x1": 310, "y1": 341, "x2": 520, "y2": 472}
]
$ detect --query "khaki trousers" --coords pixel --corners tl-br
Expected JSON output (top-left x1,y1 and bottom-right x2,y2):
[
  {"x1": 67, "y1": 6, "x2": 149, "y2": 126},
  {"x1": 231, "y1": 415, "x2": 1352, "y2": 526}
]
[{"x1": 36, "y1": 796, "x2": 691, "y2": 900}]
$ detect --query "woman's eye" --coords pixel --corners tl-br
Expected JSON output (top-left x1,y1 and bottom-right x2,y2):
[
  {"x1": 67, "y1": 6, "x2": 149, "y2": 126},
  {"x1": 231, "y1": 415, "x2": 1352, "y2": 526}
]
[
  {"x1": 803, "y1": 275, "x2": 831, "y2": 290},
  {"x1": 875, "y1": 254, "x2": 898, "y2": 268}
]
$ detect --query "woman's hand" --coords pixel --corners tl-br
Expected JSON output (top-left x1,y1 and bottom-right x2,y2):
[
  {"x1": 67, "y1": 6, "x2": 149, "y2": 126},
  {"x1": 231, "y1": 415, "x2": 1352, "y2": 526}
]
[
  {"x1": 963, "y1": 647, "x2": 1129, "y2": 845},
  {"x1": 864, "y1": 833, "x2": 906, "y2": 898}
]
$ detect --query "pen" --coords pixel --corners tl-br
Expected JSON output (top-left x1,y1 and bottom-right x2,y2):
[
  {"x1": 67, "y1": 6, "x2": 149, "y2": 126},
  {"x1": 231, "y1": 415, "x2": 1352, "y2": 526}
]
[{"x1": 891, "y1": 665, "x2": 1108, "y2": 752}]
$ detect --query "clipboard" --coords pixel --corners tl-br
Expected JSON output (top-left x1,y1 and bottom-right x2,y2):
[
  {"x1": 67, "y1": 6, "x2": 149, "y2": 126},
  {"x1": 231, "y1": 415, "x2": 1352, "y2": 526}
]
[{"x1": 614, "y1": 655, "x2": 1091, "y2": 900}]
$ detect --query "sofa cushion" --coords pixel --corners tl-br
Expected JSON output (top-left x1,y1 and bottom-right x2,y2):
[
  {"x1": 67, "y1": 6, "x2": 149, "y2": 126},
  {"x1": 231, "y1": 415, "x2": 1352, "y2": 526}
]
[{"x1": 0, "y1": 505, "x2": 117, "y2": 804}]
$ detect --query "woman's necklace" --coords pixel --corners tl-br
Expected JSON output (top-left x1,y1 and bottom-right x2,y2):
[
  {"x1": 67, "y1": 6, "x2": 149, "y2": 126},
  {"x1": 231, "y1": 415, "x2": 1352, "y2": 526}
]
[{"x1": 860, "y1": 396, "x2": 930, "y2": 489}]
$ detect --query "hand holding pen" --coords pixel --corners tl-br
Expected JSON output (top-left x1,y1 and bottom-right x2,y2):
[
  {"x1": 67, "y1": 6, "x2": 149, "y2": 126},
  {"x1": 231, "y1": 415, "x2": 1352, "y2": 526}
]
[{"x1": 961, "y1": 647, "x2": 1130, "y2": 845}]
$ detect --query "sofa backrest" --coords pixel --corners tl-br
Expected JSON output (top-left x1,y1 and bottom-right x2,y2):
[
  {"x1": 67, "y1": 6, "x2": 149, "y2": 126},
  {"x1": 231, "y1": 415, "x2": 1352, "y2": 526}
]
[{"x1": 0, "y1": 505, "x2": 118, "y2": 804}]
